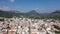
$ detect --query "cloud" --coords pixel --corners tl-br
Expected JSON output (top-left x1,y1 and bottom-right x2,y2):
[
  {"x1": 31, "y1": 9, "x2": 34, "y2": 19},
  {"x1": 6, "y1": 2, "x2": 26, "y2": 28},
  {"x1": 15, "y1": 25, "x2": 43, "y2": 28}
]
[
  {"x1": 0, "y1": 6, "x2": 9, "y2": 11},
  {"x1": 9, "y1": 0, "x2": 15, "y2": 3}
]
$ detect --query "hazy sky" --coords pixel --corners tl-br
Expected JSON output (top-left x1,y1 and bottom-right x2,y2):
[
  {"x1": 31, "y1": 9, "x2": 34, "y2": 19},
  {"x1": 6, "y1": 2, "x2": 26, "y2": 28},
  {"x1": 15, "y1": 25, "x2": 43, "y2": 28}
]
[{"x1": 0, "y1": 0, "x2": 60, "y2": 13}]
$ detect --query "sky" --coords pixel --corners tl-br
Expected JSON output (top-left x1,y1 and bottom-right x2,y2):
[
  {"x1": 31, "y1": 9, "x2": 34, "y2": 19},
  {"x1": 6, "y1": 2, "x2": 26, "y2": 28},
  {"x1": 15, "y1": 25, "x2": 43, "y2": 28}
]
[{"x1": 0, "y1": 0, "x2": 60, "y2": 13}]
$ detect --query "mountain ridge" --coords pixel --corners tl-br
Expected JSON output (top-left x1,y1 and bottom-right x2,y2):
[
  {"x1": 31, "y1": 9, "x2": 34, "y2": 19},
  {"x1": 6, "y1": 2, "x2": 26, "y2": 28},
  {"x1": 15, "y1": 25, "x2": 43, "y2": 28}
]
[{"x1": 0, "y1": 10, "x2": 60, "y2": 19}]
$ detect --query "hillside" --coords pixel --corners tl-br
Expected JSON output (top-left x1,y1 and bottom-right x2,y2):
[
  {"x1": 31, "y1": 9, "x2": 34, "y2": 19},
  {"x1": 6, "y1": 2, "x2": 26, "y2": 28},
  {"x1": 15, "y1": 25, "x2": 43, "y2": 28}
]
[
  {"x1": 0, "y1": 10, "x2": 60, "y2": 19},
  {"x1": 0, "y1": 10, "x2": 40, "y2": 18},
  {"x1": 0, "y1": 10, "x2": 24, "y2": 18},
  {"x1": 42, "y1": 10, "x2": 60, "y2": 19}
]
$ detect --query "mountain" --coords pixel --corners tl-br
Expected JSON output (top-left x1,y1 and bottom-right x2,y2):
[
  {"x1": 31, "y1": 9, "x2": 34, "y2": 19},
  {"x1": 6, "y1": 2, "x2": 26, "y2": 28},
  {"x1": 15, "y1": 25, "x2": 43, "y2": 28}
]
[
  {"x1": 52, "y1": 10, "x2": 60, "y2": 14},
  {"x1": 50, "y1": 10, "x2": 60, "y2": 16},
  {"x1": 24, "y1": 10, "x2": 40, "y2": 17},
  {"x1": 8, "y1": 10, "x2": 22, "y2": 13},
  {"x1": 0, "y1": 10, "x2": 60, "y2": 19},
  {"x1": 42, "y1": 10, "x2": 60, "y2": 19},
  {"x1": 0, "y1": 10, "x2": 24, "y2": 18},
  {"x1": 0, "y1": 10, "x2": 40, "y2": 18}
]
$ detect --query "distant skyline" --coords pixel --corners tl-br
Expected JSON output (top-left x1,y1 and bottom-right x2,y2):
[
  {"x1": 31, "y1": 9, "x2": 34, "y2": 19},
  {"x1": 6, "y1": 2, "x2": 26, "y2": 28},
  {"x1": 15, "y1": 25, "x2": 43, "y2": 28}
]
[{"x1": 0, "y1": 0, "x2": 60, "y2": 13}]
